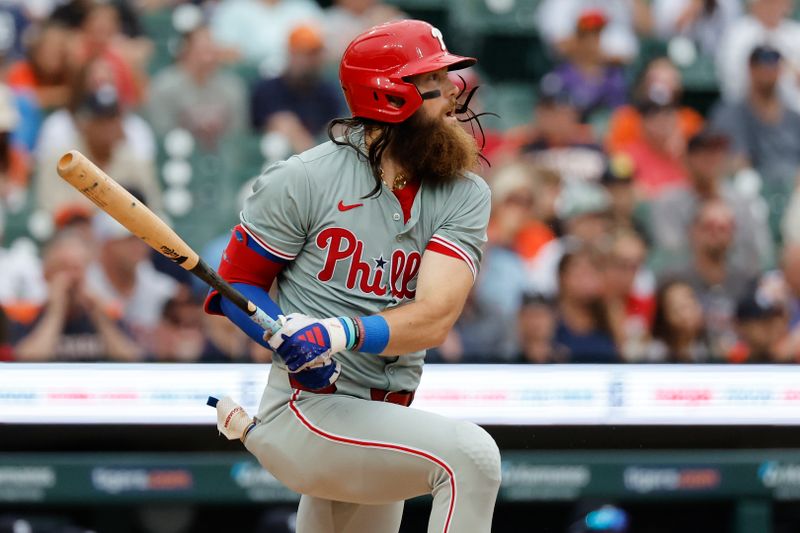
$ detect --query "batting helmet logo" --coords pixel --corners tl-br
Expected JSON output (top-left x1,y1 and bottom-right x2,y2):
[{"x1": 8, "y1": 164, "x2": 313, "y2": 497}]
[{"x1": 339, "y1": 20, "x2": 476, "y2": 123}]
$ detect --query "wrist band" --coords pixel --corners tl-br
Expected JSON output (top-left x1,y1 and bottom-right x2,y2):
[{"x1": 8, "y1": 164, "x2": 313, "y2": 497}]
[{"x1": 357, "y1": 315, "x2": 390, "y2": 354}]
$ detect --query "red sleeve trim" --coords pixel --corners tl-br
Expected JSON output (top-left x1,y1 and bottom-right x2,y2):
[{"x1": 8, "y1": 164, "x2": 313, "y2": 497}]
[
  {"x1": 427, "y1": 235, "x2": 477, "y2": 280},
  {"x1": 203, "y1": 226, "x2": 285, "y2": 315}
]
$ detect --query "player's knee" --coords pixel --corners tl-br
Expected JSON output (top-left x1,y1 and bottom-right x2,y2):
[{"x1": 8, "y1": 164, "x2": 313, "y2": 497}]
[{"x1": 454, "y1": 422, "x2": 501, "y2": 488}]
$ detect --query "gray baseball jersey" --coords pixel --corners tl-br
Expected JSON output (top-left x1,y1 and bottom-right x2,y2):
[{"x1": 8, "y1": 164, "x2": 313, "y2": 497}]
[
  {"x1": 240, "y1": 138, "x2": 491, "y2": 394},
  {"x1": 238, "y1": 138, "x2": 500, "y2": 533}
]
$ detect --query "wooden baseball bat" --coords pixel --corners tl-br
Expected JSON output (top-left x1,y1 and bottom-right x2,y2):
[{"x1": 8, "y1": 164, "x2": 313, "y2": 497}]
[{"x1": 56, "y1": 150, "x2": 281, "y2": 335}]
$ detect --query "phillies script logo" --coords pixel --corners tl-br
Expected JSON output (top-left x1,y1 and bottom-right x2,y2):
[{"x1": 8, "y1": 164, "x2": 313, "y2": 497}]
[{"x1": 316, "y1": 228, "x2": 419, "y2": 299}]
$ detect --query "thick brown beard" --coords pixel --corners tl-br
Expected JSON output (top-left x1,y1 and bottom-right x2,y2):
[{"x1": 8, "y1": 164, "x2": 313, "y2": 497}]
[{"x1": 387, "y1": 109, "x2": 479, "y2": 186}]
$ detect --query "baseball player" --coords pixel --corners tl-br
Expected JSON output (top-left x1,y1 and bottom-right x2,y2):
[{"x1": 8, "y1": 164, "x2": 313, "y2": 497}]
[{"x1": 205, "y1": 20, "x2": 500, "y2": 533}]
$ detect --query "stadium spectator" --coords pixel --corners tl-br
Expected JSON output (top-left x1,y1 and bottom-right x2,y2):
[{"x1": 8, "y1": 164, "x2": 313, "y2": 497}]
[
  {"x1": 85, "y1": 212, "x2": 178, "y2": 343},
  {"x1": 662, "y1": 199, "x2": 754, "y2": 358},
  {"x1": 12, "y1": 230, "x2": 141, "y2": 362},
  {"x1": 250, "y1": 24, "x2": 343, "y2": 155},
  {"x1": 651, "y1": 128, "x2": 774, "y2": 277},
  {"x1": 437, "y1": 163, "x2": 535, "y2": 363},
  {"x1": 652, "y1": 0, "x2": 741, "y2": 57},
  {"x1": 716, "y1": 0, "x2": 800, "y2": 114},
  {"x1": 599, "y1": 153, "x2": 649, "y2": 241},
  {"x1": 468, "y1": 165, "x2": 537, "y2": 361},
  {"x1": 604, "y1": 229, "x2": 655, "y2": 361},
  {"x1": 535, "y1": 0, "x2": 652, "y2": 63},
  {"x1": 210, "y1": 0, "x2": 322, "y2": 74},
  {"x1": 36, "y1": 56, "x2": 156, "y2": 163},
  {"x1": 555, "y1": 246, "x2": 619, "y2": 363},
  {"x1": 147, "y1": 25, "x2": 248, "y2": 149},
  {"x1": 516, "y1": 75, "x2": 606, "y2": 186},
  {"x1": 66, "y1": 2, "x2": 149, "y2": 107},
  {"x1": 486, "y1": 163, "x2": 557, "y2": 269},
  {"x1": 529, "y1": 166, "x2": 564, "y2": 237},
  {"x1": 49, "y1": 0, "x2": 148, "y2": 39},
  {"x1": 6, "y1": 20, "x2": 72, "y2": 110},
  {"x1": 149, "y1": 287, "x2": 207, "y2": 362},
  {"x1": 606, "y1": 57, "x2": 703, "y2": 154},
  {"x1": 517, "y1": 293, "x2": 568, "y2": 363},
  {"x1": 323, "y1": 0, "x2": 404, "y2": 62},
  {"x1": 646, "y1": 279, "x2": 712, "y2": 362},
  {"x1": 546, "y1": 9, "x2": 627, "y2": 121},
  {"x1": 618, "y1": 87, "x2": 689, "y2": 199},
  {"x1": 728, "y1": 285, "x2": 790, "y2": 363},
  {"x1": 35, "y1": 84, "x2": 161, "y2": 216},
  {"x1": 711, "y1": 45, "x2": 800, "y2": 222},
  {"x1": 528, "y1": 183, "x2": 612, "y2": 297}
]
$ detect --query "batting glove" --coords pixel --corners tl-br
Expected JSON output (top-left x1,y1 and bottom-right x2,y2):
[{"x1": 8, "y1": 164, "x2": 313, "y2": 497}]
[
  {"x1": 267, "y1": 313, "x2": 349, "y2": 373},
  {"x1": 291, "y1": 359, "x2": 342, "y2": 390}
]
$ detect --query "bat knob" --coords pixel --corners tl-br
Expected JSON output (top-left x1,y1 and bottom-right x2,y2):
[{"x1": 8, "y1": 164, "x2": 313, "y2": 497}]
[{"x1": 206, "y1": 396, "x2": 219, "y2": 407}]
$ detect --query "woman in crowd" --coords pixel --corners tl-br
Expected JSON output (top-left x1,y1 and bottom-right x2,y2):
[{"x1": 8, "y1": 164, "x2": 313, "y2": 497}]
[{"x1": 647, "y1": 278, "x2": 713, "y2": 362}]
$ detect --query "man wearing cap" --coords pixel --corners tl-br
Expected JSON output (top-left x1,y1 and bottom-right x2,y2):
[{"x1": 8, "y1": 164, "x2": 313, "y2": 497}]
[
  {"x1": 250, "y1": 24, "x2": 344, "y2": 155},
  {"x1": 712, "y1": 45, "x2": 800, "y2": 214},
  {"x1": 517, "y1": 74, "x2": 606, "y2": 185},
  {"x1": 717, "y1": 0, "x2": 800, "y2": 113},
  {"x1": 728, "y1": 285, "x2": 789, "y2": 363},
  {"x1": 547, "y1": 9, "x2": 627, "y2": 120},
  {"x1": 536, "y1": 0, "x2": 652, "y2": 62},
  {"x1": 35, "y1": 84, "x2": 162, "y2": 216},
  {"x1": 651, "y1": 128, "x2": 774, "y2": 277}
]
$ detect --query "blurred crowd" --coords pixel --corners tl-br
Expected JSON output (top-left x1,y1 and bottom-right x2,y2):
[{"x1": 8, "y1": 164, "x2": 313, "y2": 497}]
[{"x1": 1, "y1": 0, "x2": 800, "y2": 365}]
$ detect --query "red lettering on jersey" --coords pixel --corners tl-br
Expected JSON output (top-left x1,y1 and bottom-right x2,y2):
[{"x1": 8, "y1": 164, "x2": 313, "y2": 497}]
[
  {"x1": 316, "y1": 228, "x2": 357, "y2": 281},
  {"x1": 390, "y1": 249, "x2": 421, "y2": 300},
  {"x1": 316, "y1": 227, "x2": 419, "y2": 299},
  {"x1": 346, "y1": 240, "x2": 386, "y2": 295}
]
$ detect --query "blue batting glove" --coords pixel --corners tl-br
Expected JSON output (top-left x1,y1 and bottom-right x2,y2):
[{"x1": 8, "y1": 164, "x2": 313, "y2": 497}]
[
  {"x1": 267, "y1": 313, "x2": 349, "y2": 373},
  {"x1": 292, "y1": 360, "x2": 342, "y2": 390}
]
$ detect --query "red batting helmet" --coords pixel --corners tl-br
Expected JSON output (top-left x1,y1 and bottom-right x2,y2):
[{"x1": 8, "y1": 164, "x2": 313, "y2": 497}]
[{"x1": 339, "y1": 20, "x2": 476, "y2": 123}]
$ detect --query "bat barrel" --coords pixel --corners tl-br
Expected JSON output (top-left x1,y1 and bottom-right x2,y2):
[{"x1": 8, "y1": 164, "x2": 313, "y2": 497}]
[{"x1": 56, "y1": 149, "x2": 200, "y2": 271}]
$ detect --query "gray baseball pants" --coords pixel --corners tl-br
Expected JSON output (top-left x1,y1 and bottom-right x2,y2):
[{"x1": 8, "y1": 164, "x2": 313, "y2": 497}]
[{"x1": 243, "y1": 367, "x2": 501, "y2": 533}]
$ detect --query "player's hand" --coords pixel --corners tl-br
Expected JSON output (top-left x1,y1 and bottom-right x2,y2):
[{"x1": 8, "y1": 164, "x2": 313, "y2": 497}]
[{"x1": 267, "y1": 313, "x2": 349, "y2": 373}]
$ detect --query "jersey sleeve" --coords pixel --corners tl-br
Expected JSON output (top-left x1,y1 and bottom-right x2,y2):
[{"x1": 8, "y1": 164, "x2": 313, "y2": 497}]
[
  {"x1": 239, "y1": 156, "x2": 312, "y2": 263},
  {"x1": 426, "y1": 178, "x2": 491, "y2": 281}
]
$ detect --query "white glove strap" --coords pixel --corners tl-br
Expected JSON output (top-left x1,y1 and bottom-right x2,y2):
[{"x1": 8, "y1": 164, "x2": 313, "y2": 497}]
[{"x1": 320, "y1": 317, "x2": 349, "y2": 354}]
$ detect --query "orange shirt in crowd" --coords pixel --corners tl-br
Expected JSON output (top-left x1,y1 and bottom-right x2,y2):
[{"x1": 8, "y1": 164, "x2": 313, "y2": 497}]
[
  {"x1": 6, "y1": 62, "x2": 37, "y2": 92},
  {"x1": 514, "y1": 220, "x2": 556, "y2": 261},
  {"x1": 606, "y1": 105, "x2": 704, "y2": 154}
]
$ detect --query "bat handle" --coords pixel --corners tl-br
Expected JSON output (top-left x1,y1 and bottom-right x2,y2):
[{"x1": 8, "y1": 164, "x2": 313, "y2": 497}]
[{"x1": 248, "y1": 303, "x2": 283, "y2": 335}]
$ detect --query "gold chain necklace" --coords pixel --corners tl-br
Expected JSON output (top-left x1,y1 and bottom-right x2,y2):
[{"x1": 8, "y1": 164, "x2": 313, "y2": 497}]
[{"x1": 379, "y1": 168, "x2": 408, "y2": 191}]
